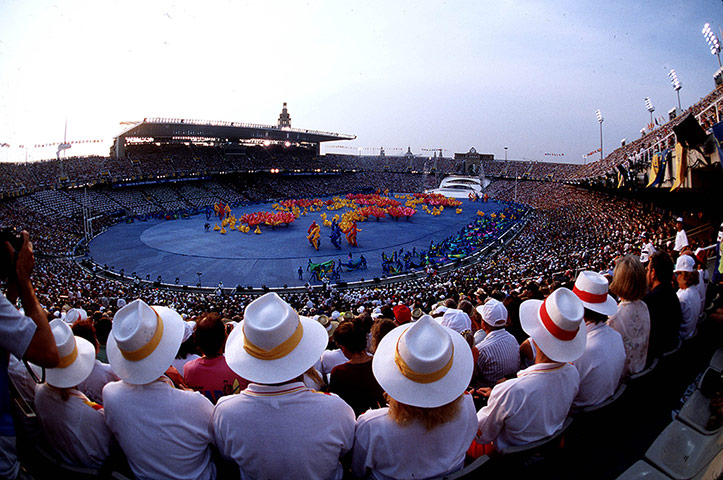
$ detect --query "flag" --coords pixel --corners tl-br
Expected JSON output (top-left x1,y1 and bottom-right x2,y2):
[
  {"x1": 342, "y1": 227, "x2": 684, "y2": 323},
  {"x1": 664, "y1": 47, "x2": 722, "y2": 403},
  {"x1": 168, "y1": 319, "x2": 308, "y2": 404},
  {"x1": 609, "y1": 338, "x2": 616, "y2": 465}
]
[
  {"x1": 670, "y1": 142, "x2": 687, "y2": 191},
  {"x1": 712, "y1": 120, "x2": 723, "y2": 173},
  {"x1": 647, "y1": 151, "x2": 664, "y2": 187}
]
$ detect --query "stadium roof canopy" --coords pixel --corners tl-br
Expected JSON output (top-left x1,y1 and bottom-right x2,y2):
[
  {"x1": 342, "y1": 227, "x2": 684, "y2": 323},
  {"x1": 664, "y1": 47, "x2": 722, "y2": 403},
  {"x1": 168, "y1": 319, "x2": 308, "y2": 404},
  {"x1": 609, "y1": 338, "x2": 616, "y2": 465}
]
[{"x1": 113, "y1": 117, "x2": 355, "y2": 158}]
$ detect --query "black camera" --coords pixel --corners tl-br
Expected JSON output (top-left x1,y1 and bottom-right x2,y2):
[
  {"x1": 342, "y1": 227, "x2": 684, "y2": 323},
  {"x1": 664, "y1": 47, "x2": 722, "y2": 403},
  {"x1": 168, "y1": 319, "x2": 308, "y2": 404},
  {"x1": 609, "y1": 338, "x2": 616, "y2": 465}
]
[{"x1": 0, "y1": 227, "x2": 25, "y2": 280}]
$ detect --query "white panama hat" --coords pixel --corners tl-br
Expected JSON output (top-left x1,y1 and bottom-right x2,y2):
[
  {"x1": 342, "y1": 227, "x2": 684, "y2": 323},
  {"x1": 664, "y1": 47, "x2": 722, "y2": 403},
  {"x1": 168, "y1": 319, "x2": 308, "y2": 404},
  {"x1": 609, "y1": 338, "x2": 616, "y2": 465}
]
[
  {"x1": 107, "y1": 299, "x2": 184, "y2": 385},
  {"x1": 64, "y1": 308, "x2": 88, "y2": 324},
  {"x1": 225, "y1": 292, "x2": 328, "y2": 384},
  {"x1": 31, "y1": 319, "x2": 95, "y2": 389},
  {"x1": 372, "y1": 315, "x2": 473, "y2": 408},
  {"x1": 519, "y1": 288, "x2": 586, "y2": 363},
  {"x1": 572, "y1": 271, "x2": 618, "y2": 316}
]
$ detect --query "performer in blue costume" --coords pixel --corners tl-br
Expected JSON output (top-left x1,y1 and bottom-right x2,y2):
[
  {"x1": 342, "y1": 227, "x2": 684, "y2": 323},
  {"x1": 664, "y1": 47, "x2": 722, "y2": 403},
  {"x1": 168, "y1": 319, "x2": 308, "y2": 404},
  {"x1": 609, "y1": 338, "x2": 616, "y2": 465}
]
[{"x1": 329, "y1": 218, "x2": 342, "y2": 249}]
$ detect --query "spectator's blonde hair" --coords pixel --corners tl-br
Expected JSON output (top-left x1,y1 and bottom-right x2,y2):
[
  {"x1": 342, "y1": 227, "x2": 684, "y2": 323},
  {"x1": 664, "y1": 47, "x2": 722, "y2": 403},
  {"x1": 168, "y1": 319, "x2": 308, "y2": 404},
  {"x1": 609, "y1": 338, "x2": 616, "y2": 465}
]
[
  {"x1": 386, "y1": 393, "x2": 463, "y2": 431},
  {"x1": 610, "y1": 255, "x2": 647, "y2": 301}
]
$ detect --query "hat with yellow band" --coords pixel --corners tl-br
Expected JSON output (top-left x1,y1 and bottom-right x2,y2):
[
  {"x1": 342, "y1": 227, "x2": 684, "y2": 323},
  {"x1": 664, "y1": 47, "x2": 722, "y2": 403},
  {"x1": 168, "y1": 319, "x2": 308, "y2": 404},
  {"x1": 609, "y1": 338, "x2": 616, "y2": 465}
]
[
  {"x1": 225, "y1": 292, "x2": 328, "y2": 384},
  {"x1": 31, "y1": 319, "x2": 95, "y2": 389},
  {"x1": 107, "y1": 299, "x2": 184, "y2": 385},
  {"x1": 372, "y1": 315, "x2": 473, "y2": 408}
]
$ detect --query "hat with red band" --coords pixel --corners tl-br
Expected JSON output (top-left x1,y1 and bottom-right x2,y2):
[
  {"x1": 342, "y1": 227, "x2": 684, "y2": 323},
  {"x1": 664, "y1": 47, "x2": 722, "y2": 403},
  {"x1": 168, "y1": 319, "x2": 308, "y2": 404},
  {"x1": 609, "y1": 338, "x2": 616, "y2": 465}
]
[
  {"x1": 519, "y1": 288, "x2": 586, "y2": 363},
  {"x1": 572, "y1": 271, "x2": 618, "y2": 316}
]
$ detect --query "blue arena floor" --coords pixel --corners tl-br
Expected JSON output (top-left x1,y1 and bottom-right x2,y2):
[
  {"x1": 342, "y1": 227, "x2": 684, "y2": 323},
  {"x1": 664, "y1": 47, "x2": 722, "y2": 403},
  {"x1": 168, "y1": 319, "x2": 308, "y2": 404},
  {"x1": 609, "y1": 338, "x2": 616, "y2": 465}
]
[{"x1": 88, "y1": 196, "x2": 509, "y2": 288}]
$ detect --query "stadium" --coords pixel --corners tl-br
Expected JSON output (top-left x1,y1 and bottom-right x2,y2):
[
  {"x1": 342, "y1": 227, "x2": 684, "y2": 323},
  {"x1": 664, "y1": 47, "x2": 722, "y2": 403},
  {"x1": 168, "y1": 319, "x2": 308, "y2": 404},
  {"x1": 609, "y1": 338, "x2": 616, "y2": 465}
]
[{"x1": 1, "y1": 3, "x2": 723, "y2": 480}]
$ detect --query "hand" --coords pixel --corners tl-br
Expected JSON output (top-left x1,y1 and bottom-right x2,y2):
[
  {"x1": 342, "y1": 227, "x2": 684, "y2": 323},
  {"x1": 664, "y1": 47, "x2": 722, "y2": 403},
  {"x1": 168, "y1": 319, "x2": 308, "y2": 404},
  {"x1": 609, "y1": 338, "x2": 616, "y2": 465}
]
[{"x1": 475, "y1": 387, "x2": 492, "y2": 398}]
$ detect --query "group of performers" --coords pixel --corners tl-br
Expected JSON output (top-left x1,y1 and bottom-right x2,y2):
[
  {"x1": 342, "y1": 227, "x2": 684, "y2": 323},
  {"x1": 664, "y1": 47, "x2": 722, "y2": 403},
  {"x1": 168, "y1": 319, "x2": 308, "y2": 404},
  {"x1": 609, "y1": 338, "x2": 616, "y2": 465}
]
[
  {"x1": 468, "y1": 192, "x2": 490, "y2": 202},
  {"x1": 307, "y1": 218, "x2": 361, "y2": 251}
]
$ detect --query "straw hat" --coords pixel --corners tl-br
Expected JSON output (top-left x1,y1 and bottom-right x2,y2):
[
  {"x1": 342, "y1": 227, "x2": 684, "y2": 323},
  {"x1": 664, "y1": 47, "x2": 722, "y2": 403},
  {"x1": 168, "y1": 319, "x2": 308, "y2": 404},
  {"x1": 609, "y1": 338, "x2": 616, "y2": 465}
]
[
  {"x1": 372, "y1": 316, "x2": 473, "y2": 408},
  {"x1": 411, "y1": 307, "x2": 423, "y2": 320},
  {"x1": 476, "y1": 299, "x2": 508, "y2": 327},
  {"x1": 226, "y1": 292, "x2": 328, "y2": 384},
  {"x1": 31, "y1": 319, "x2": 95, "y2": 388},
  {"x1": 674, "y1": 255, "x2": 695, "y2": 273},
  {"x1": 107, "y1": 299, "x2": 185, "y2": 385},
  {"x1": 572, "y1": 271, "x2": 618, "y2": 316},
  {"x1": 519, "y1": 288, "x2": 586, "y2": 363},
  {"x1": 315, "y1": 314, "x2": 339, "y2": 337}
]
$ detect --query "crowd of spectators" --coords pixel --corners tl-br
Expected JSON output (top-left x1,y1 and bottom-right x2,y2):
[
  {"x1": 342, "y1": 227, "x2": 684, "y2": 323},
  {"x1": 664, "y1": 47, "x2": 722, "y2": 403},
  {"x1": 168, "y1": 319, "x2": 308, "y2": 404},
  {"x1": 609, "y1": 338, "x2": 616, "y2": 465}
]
[{"x1": 2, "y1": 170, "x2": 721, "y2": 479}]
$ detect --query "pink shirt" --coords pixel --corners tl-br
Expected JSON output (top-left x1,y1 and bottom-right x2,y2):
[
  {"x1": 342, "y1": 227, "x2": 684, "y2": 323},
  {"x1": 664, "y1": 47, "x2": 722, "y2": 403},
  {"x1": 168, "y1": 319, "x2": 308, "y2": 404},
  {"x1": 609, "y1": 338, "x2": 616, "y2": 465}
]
[{"x1": 183, "y1": 355, "x2": 248, "y2": 403}]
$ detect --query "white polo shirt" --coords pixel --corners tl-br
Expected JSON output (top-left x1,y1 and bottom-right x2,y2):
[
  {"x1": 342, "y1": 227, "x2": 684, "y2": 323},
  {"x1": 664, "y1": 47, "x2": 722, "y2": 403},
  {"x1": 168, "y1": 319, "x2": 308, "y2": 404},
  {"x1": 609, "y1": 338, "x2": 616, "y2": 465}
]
[
  {"x1": 103, "y1": 377, "x2": 216, "y2": 480},
  {"x1": 35, "y1": 384, "x2": 112, "y2": 469},
  {"x1": 352, "y1": 394, "x2": 478, "y2": 480},
  {"x1": 213, "y1": 382, "x2": 355, "y2": 480},
  {"x1": 77, "y1": 359, "x2": 119, "y2": 404},
  {"x1": 572, "y1": 322, "x2": 625, "y2": 408},
  {"x1": 477, "y1": 362, "x2": 579, "y2": 451}
]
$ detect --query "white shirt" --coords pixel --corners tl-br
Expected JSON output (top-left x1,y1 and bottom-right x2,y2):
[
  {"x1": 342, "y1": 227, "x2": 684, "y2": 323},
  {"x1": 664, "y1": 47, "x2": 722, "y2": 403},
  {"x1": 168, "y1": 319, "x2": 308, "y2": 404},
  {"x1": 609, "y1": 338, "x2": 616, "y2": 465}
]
[
  {"x1": 214, "y1": 382, "x2": 355, "y2": 480},
  {"x1": 640, "y1": 242, "x2": 656, "y2": 263},
  {"x1": 572, "y1": 322, "x2": 625, "y2": 408},
  {"x1": 476, "y1": 362, "x2": 579, "y2": 451},
  {"x1": 103, "y1": 378, "x2": 216, "y2": 480},
  {"x1": 77, "y1": 359, "x2": 119, "y2": 404},
  {"x1": 607, "y1": 300, "x2": 650, "y2": 377},
  {"x1": 677, "y1": 287, "x2": 700, "y2": 339},
  {"x1": 352, "y1": 394, "x2": 478, "y2": 480},
  {"x1": 320, "y1": 349, "x2": 349, "y2": 377},
  {"x1": 35, "y1": 384, "x2": 112, "y2": 469},
  {"x1": 696, "y1": 270, "x2": 708, "y2": 319},
  {"x1": 674, "y1": 229, "x2": 688, "y2": 252}
]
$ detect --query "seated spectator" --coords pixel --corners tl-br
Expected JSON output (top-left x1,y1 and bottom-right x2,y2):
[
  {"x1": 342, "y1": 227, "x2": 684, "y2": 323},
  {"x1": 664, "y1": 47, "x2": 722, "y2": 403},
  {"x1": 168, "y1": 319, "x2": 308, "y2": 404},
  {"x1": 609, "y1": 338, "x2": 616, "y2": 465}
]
[
  {"x1": 71, "y1": 318, "x2": 119, "y2": 404},
  {"x1": 570, "y1": 271, "x2": 625, "y2": 408},
  {"x1": 674, "y1": 255, "x2": 700, "y2": 339},
  {"x1": 103, "y1": 300, "x2": 216, "y2": 480},
  {"x1": 643, "y1": 251, "x2": 682, "y2": 361},
  {"x1": 172, "y1": 321, "x2": 200, "y2": 376},
  {"x1": 473, "y1": 288, "x2": 584, "y2": 454},
  {"x1": 472, "y1": 299, "x2": 520, "y2": 388},
  {"x1": 438, "y1": 308, "x2": 472, "y2": 335},
  {"x1": 183, "y1": 313, "x2": 248, "y2": 403},
  {"x1": 94, "y1": 316, "x2": 112, "y2": 363},
  {"x1": 214, "y1": 293, "x2": 355, "y2": 479},
  {"x1": 369, "y1": 319, "x2": 396, "y2": 354},
  {"x1": 393, "y1": 304, "x2": 412, "y2": 325},
  {"x1": 352, "y1": 316, "x2": 477, "y2": 479},
  {"x1": 608, "y1": 255, "x2": 650, "y2": 377},
  {"x1": 32, "y1": 320, "x2": 112, "y2": 469},
  {"x1": 329, "y1": 321, "x2": 385, "y2": 416}
]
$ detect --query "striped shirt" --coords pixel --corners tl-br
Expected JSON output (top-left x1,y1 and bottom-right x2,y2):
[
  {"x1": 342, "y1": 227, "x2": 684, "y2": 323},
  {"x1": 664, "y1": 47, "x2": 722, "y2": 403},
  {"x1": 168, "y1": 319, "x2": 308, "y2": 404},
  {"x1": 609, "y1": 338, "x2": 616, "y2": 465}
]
[{"x1": 473, "y1": 329, "x2": 520, "y2": 388}]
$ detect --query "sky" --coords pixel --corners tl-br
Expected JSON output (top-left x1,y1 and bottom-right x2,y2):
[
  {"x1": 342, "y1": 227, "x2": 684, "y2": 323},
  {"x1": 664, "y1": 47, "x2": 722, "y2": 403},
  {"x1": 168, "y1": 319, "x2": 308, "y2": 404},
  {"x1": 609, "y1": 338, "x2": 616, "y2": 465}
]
[{"x1": 1, "y1": 0, "x2": 722, "y2": 164}]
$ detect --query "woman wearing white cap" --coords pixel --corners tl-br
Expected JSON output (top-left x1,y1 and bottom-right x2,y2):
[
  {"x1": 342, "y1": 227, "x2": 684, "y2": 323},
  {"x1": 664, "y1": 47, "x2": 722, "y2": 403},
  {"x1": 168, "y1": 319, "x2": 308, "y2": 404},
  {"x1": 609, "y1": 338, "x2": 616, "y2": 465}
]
[
  {"x1": 352, "y1": 316, "x2": 477, "y2": 479},
  {"x1": 32, "y1": 319, "x2": 112, "y2": 469},
  {"x1": 674, "y1": 255, "x2": 700, "y2": 339},
  {"x1": 103, "y1": 299, "x2": 216, "y2": 480}
]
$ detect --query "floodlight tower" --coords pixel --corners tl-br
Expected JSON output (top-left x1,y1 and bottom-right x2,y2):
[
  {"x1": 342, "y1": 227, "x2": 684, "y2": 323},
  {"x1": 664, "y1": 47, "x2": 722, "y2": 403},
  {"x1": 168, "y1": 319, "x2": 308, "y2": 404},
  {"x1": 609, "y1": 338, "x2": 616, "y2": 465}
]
[
  {"x1": 702, "y1": 23, "x2": 722, "y2": 67},
  {"x1": 595, "y1": 109, "x2": 604, "y2": 160},
  {"x1": 668, "y1": 70, "x2": 682, "y2": 111},
  {"x1": 644, "y1": 97, "x2": 655, "y2": 127}
]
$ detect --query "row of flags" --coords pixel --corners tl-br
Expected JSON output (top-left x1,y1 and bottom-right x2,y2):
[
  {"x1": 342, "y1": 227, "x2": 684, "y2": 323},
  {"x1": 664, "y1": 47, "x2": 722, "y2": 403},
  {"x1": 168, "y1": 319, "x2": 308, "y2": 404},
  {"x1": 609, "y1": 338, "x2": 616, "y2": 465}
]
[{"x1": 0, "y1": 140, "x2": 104, "y2": 149}]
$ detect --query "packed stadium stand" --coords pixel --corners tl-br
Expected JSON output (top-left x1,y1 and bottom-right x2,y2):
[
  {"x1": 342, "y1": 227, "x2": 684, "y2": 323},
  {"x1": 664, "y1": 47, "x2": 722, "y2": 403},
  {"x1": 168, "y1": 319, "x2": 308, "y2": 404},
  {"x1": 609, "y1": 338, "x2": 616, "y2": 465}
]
[{"x1": 1, "y1": 86, "x2": 722, "y2": 480}]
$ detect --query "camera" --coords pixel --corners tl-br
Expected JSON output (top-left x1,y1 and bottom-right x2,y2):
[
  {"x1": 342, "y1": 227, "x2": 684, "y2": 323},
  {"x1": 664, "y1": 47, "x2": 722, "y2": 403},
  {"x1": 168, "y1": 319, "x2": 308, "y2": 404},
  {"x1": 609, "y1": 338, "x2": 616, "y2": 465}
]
[{"x1": 0, "y1": 227, "x2": 25, "y2": 280}]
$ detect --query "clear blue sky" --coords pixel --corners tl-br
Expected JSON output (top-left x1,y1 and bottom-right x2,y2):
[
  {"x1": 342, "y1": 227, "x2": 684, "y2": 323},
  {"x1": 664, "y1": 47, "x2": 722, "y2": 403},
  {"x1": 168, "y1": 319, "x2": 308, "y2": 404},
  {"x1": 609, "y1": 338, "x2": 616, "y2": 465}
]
[{"x1": 1, "y1": 0, "x2": 722, "y2": 163}]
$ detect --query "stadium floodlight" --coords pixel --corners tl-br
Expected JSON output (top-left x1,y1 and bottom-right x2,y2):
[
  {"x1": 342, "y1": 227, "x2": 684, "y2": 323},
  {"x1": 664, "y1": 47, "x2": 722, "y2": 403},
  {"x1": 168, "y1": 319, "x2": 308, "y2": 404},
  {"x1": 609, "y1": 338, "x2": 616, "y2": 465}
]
[
  {"x1": 668, "y1": 69, "x2": 682, "y2": 111},
  {"x1": 702, "y1": 23, "x2": 722, "y2": 66},
  {"x1": 644, "y1": 97, "x2": 655, "y2": 126},
  {"x1": 595, "y1": 110, "x2": 604, "y2": 160},
  {"x1": 504, "y1": 146, "x2": 508, "y2": 162}
]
